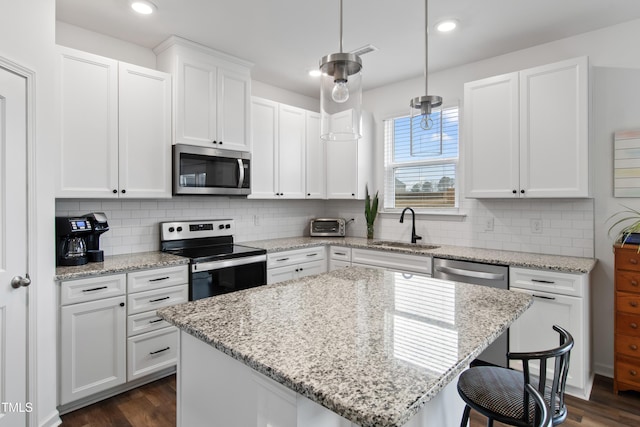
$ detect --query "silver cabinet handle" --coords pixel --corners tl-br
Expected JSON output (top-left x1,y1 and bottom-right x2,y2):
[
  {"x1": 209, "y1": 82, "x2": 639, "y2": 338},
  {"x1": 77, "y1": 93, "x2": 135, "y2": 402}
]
[
  {"x1": 237, "y1": 159, "x2": 245, "y2": 189},
  {"x1": 11, "y1": 274, "x2": 31, "y2": 289},
  {"x1": 434, "y1": 266, "x2": 505, "y2": 281}
]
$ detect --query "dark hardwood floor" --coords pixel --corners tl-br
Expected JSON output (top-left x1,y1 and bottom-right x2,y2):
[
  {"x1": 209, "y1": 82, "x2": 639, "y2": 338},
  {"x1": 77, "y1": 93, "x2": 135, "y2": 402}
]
[{"x1": 61, "y1": 374, "x2": 640, "y2": 426}]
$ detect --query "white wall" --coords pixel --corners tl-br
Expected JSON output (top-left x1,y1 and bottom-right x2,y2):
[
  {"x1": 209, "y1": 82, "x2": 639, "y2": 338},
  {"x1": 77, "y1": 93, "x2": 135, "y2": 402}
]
[{"x1": 0, "y1": 1, "x2": 59, "y2": 426}]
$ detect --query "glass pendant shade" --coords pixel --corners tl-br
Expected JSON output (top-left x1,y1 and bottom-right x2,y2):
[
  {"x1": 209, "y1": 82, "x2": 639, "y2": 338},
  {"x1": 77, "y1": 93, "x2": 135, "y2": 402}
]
[{"x1": 320, "y1": 53, "x2": 363, "y2": 140}]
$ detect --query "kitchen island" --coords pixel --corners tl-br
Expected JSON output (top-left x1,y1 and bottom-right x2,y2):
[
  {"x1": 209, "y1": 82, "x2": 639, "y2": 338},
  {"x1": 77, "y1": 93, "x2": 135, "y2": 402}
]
[{"x1": 158, "y1": 267, "x2": 532, "y2": 427}]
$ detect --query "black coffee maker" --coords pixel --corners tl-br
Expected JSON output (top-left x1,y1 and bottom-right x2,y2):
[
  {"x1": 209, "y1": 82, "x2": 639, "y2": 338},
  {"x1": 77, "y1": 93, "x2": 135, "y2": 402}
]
[
  {"x1": 84, "y1": 212, "x2": 109, "y2": 262},
  {"x1": 56, "y1": 216, "x2": 92, "y2": 266}
]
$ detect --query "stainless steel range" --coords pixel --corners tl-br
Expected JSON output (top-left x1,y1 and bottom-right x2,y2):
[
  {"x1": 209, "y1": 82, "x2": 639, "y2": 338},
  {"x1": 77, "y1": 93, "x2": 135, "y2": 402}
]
[{"x1": 160, "y1": 219, "x2": 267, "y2": 301}]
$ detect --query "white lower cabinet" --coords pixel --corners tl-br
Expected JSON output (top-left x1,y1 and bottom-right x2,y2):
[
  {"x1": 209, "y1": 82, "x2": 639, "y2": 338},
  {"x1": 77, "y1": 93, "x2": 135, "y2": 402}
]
[
  {"x1": 59, "y1": 265, "x2": 188, "y2": 408},
  {"x1": 351, "y1": 248, "x2": 432, "y2": 276},
  {"x1": 329, "y1": 246, "x2": 352, "y2": 271},
  {"x1": 508, "y1": 267, "x2": 591, "y2": 399},
  {"x1": 267, "y1": 246, "x2": 327, "y2": 284}
]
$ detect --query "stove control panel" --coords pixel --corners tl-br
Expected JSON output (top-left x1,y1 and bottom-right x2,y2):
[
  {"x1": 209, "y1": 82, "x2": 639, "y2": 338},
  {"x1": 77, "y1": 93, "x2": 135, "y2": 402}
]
[{"x1": 160, "y1": 219, "x2": 235, "y2": 241}]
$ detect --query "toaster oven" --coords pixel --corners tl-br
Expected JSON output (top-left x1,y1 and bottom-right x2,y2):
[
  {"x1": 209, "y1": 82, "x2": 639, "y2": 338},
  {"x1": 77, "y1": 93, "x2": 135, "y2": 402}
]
[{"x1": 310, "y1": 218, "x2": 346, "y2": 237}]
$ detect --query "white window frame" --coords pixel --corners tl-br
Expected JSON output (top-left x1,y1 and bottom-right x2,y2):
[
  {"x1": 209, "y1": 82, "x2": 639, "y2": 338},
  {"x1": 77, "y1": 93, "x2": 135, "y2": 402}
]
[{"x1": 383, "y1": 105, "x2": 460, "y2": 214}]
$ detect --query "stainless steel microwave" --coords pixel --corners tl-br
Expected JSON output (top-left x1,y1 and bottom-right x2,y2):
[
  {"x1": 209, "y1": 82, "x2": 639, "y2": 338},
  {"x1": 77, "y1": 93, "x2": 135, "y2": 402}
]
[{"x1": 173, "y1": 144, "x2": 251, "y2": 196}]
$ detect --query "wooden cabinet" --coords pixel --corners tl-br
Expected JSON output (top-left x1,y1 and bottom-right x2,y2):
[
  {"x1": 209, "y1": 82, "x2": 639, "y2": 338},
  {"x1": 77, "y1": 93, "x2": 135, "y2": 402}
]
[
  {"x1": 155, "y1": 36, "x2": 252, "y2": 152},
  {"x1": 509, "y1": 267, "x2": 591, "y2": 399},
  {"x1": 266, "y1": 246, "x2": 327, "y2": 284},
  {"x1": 59, "y1": 274, "x2": 127, "y2": 405},
  {"x1": 614, "y1": 244, "x2": 640, "y2": 393},
  {"x1": 465, "y1": 56, "x2": 590, "y2": 198},
  {"x1": 57, "y1": 46, "x2": 172, "y2": 198}
]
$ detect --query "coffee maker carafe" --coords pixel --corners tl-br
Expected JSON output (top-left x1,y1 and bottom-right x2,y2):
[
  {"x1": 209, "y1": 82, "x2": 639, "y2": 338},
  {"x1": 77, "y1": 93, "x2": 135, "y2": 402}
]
[{"x1": 56, "y1": 216, "x2": 92, "y2": 266}]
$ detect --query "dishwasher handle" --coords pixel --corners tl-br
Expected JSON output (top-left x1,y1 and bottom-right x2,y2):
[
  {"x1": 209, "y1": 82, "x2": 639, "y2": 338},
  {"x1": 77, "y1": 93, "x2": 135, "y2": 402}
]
[{"x1": 434, "y1": 265, "x2": 505, "y2": 281}]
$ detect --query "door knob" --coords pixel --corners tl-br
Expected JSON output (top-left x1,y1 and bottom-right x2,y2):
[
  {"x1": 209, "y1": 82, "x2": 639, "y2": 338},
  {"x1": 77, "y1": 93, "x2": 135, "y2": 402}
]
[{"x1": 11, "y1": 274, "x2": 31, "y2": 289}]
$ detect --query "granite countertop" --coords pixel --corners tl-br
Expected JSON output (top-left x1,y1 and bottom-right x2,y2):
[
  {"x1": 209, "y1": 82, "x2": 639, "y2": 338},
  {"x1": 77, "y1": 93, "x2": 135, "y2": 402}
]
[
  {"x1": 241, "y1": 236, "x2": 597, "y2": 273},
  {"x1": 54, "y1": 251, "x2": 189, "y2": 281},
  {"x1": 158, "y1": 267, "x2": 533, "y2": 427}
]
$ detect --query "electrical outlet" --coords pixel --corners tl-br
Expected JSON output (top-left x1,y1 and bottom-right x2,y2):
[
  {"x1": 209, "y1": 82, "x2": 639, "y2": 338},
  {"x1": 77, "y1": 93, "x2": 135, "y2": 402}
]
[
  {"x1": 531, "y1": 219, "x2": 543, "y2": 234},
  {"x1": 484, "y1": 217, "x2": 494, "y2": 231}
]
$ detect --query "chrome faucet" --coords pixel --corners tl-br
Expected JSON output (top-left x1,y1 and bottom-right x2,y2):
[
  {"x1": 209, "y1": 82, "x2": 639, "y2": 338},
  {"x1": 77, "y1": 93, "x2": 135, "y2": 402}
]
[{"x1": 399, "y1": 207, "x2": 422, "y2": 244}]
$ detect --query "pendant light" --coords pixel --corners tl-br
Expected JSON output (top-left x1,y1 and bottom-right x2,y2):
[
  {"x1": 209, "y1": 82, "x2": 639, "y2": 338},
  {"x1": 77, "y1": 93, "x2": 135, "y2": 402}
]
[
  {"x1": 319, "y1": 0, "x2": 363, "y2": 141},
  {"x1": 410, "y1": 0, "x2": 442, "y2": 144}
]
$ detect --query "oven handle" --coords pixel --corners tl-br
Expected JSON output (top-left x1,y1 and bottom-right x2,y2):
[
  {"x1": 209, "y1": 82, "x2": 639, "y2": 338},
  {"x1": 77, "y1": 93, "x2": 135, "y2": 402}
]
[
  {"x1": 237, "y1": 159, "x2": 245, "y2": 189},
  {"x1": 192, "y1": 254, "x2": 266, "y2": 272}
]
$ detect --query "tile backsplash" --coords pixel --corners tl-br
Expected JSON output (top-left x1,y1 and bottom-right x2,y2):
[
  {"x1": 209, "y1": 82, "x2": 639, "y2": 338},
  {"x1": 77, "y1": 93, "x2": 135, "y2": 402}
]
[{"x1": 56, "y1": 196, "x2": 594, "y2": 258}]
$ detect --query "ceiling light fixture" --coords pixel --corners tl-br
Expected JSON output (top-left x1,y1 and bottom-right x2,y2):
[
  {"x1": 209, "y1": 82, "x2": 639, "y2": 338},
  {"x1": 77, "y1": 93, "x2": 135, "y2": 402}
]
[
  {"x1": 319, "y1": 0, "x2": 363, "y2": 141},
  {"x1": 308, "y1": 69, "x2": 322, "y2": 78},
  {"x1": 410, "y1": 0, "x2": 442, "y2": 137},
  {"x1": 436, "y1": 19, "x2": 458, "y2": 33},
  {"x1": 130, "y1": 0, "x2": 156, "y2": 15}
]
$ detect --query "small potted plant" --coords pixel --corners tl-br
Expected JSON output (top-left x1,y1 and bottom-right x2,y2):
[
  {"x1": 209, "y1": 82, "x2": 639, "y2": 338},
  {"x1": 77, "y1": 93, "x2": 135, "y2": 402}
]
[
  {"x1": 608, "y1": 204, "x2": 640, "y2": 247},
  {"x1": 364, "y1": 185, "x2": 378, "y2": 239}
]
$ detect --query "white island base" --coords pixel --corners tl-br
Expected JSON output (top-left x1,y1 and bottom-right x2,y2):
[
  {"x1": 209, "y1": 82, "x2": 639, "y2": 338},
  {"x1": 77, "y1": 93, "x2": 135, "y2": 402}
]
[{"x1": 178, "y1": 332, "x2": 466, "y2": 427}]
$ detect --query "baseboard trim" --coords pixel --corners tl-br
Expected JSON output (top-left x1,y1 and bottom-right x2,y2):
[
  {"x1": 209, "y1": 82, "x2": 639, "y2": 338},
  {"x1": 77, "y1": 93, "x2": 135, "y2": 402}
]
[
  {"x1": 594, "y1": 362, "x2": 614, "y2": 379},
  {"x1": 38, "y1": 409, "x2": 62, "y2": 427}
]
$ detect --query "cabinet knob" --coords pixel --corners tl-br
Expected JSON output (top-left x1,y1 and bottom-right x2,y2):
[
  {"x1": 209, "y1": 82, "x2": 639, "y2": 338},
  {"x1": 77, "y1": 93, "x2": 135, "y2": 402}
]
[
  {"x1": 119, "y1": 302, "x2": 125, "y2": 307},
  {"x1": 630, "y1": 301, "x2": 638, "y2": 308},
  {"x1": 351, "y1": 193, "x2": 355, "y2": 197},
  {"x1": 113, "y1": 189, "x2": 118, "y2": 194},
  {"x1": 631, "y1": 370, "x2": 638, "y2": 376},
  {"x1": 512, "y1": 190, "x2": 517, "y2": 194},
  {"x1": 212, "y1": 140, "x2": 217, "y2": 144},
  {"x1": 121, "y1": 189, "x2": 126, "y2": 194},
  {"x1": 631, "y1": 258, "x2": 638, "y2": 265},
  {"x1": 307, "y1": 193, "x2": 311, "y2": 196},
  {"x1": 219, "y1": 141, "x2": 223, "y2": 145},
  {"x1": 632, "y1": 280, "x2": 638, "y2": 287},
  {"x1": 520, "y1": 189, "x2": 525, "y2": 194},
  {"x1": 630, "y1": 344, "x2": 638, "y2": 351},
  {"x1": 631, "y1": 322, "x2": 638, "y2": 329}
]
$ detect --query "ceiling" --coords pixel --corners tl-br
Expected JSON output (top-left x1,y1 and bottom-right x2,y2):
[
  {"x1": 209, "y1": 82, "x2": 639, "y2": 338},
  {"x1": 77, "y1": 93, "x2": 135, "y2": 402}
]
[{"x1": 56, "y1": 0, "x2": 640, "y2": 98}]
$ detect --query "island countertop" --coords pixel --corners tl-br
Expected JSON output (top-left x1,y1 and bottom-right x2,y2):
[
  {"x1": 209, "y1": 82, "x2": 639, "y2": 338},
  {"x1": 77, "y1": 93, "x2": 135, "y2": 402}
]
[{"x1": 158, "y1": 267, "x2": 533, "y2": 427}]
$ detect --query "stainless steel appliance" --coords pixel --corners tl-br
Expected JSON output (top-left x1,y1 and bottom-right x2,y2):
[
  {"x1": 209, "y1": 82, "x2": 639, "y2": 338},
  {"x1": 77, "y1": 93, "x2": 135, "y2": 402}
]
[
  {"x1": 173, "y1": 144, "x2": 251, "y2": 196},
  {"x1": 56, "y1": 216, "x2": 92, "y2": 266},
  {"x1": 310, "y1": 218, "x2": 346, "y2": 236},
  {"x1": 160, "y1": 219, "x2": 266, "y2": 301},
  {"x1": 433, "y1": 257, "x2": 509, "y2": 367}
]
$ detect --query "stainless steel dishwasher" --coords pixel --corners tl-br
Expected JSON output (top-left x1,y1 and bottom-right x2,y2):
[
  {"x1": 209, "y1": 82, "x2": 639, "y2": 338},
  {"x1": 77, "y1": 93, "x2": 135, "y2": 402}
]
[{"x1": 433, "y1": 257, "x2": 509, "y2": 367}]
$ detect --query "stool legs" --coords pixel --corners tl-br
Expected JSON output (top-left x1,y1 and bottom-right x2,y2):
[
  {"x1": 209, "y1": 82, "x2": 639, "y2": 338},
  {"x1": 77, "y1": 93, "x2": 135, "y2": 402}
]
[{"x1": 460, "y1": 405, "x2": 471, "y2": 427}]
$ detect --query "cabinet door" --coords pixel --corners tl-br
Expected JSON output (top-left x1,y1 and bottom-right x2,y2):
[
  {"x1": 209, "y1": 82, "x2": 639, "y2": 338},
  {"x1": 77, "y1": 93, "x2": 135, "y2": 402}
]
[
  {"x1": 175, "y1": 53, "x2": 217, "y2": 147},
  {"x1": 509, "y1": 287, "x2": 585, "y2": 391},
  {"x1": 464, "y1": 72, "x2": 520, "y2": 198},
  {"x1": 60, "y1": 296, "x2": 126, "y2": 404},
  {"x1": 305, "y1": 111, "x2": 326, "y2": 199},
  {"x1": 217, "y1": 67, "x2": 250, "y2": 151},
  {"x1": 118, "y1": 63, "x2": 172, "y2": 198},
  {"x1": 278, "y1": 105, "x2": 306, "y2": 199},
  {"x1": 519, "y1": 57, "x2": 589, "y2": 197},
  {"x1": 267, "y1": 265, "x2": 298, "y2": 285},
  {"x1": 250, "y1": 97, "x2": 278, "y2": 198},
  {"x1": 326, "y1": 140, "x2": 358, "y2": 199},
  {"x1": 57, "y1": 47, "x2": 119, "y2": 197}
]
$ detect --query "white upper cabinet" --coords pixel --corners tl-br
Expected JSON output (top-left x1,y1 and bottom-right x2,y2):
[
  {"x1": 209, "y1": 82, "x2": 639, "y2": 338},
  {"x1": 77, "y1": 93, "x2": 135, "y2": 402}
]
[
  {"x1": 305, "y1": 111, "x2": 325, "y2": 199},
  {"x1": 465, "y1": 56, "x2": 590, "y2": 198},
  {"x1": 277, "y1": 104, "x2": 306, "y2": 199},
  {"x1": 155, "y1": 36, "x2": 252, "y2": 152},
  {"x1": 250, "y1": 97, "x2": 278, "y2": 198},
  {"x1": 57, "y1": 46, "x2": 172, "y2": 198}
]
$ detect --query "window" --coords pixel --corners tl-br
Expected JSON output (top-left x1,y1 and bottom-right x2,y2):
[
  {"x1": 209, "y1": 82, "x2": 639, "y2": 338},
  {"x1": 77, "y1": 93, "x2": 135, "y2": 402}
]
[{"x1": 383, "y1": 106, "x2": 459, "y2": 210}]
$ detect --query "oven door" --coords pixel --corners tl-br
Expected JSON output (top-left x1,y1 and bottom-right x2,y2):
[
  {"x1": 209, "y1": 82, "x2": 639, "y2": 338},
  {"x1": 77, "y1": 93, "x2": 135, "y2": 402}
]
[
  {"x1": 190, "y1": 255, "x2": 266, "y2": 301},
  {"x1": 173, "y1": 144, "x2": 251, "y2": 196}
]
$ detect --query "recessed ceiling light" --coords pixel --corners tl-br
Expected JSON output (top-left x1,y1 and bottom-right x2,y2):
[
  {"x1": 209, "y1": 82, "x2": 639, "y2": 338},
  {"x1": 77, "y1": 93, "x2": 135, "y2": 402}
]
[
  {"x1": 131, "y1": 0, "x2": 156, "y2": 15},
  {"x1": 308, "y1": 69, "x2": 322, "y2": 78},
  {"x1": 436, "y1": 19, "x2": 458, "y2": 33}
]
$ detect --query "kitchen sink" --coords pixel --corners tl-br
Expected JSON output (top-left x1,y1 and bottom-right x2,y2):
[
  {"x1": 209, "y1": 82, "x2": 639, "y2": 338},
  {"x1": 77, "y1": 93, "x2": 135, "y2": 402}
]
[{"x1": 369, "y1": 241, "x2": 440, "y2": 250}]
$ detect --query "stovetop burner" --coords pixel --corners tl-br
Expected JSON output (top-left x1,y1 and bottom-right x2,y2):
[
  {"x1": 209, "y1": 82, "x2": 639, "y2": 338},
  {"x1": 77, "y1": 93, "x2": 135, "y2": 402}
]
[{"x1": 166, "y1": 243, "x2": 266, "y2": 262}]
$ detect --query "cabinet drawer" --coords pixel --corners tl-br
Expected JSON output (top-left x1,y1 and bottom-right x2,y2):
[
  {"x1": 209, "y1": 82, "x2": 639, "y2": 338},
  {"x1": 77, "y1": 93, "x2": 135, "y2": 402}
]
[
  {"x1": 351, "y1": 248, "x2": 432, "y2": 275},
  {"x1": 267, "y1": 246, "x2": 326, "y2": 269},
  {"x1": 615, "y1": 357, "x2": 640, "y2": 387},
  {"x1": 60, "y1": 274, "x2": 126, "y2": 305},
  {"x1": 329, "y1": 246, "x2": 351, "y2": 262},
  {"x1": 616, "y1": 334, "x2": 640, "y2": 358},
  {"x1": 127, "y1": 265, "x2": 188, "y2": 293},
  {"x1": 296, "y1": 260, "x2": 327, "y2": 279},
  {"x1": 127, "y1": 310, "x2": 172, "y2": 337},
  {"x1": 617, "y1": 270, "x2": 640, "y2": 294},
  {"x1": 510, "y1": 267, "x2": 585, "y2": 297},
  {"x1": 617, "y1": 292, "x2": 640, "y2": 315},
  {"x1": 329, "y1": 259, "x2": 351, "y2": 271},
  {"x1": 127, "y1": 284, "x2": 188, "y2": 315},
  {"x1": 127, "y1": 327, "x2": 178, "y2": 381},
  {"x1": 615, "y1": 248, "x2": 640, "y2": 272},
  {"x1": 616, "y1": 312, "x2": 640, "y2": 337}
]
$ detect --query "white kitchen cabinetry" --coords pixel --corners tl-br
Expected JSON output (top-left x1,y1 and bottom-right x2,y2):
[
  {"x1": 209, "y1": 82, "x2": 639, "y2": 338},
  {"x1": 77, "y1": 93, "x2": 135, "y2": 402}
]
[
  {"x1": 509, "y1": 267, "x2": 592, "y2": 399},
  {"x1": 351, "y1": 248, "x2": 432, "y2": 276},
  {"x1": 465, "y1": 56, "x2": 590, "y2": 198},
  {"x1": 267, "y1": 246, "x2": 327, "y2": 284},
  {"x1": 59, "y1": 274, "x2": 127, "y2": 405},
  {"x1": 305, "y1": 111, "x2": 326, "y2": 199},
  {"x1": 59, "y1": 265, "x2": 188, "y2": 409},
  {"x1": 329, "y1": 246, "x2": 352, "y2": 271},
  {"x1": 155, "y1": 36, "x2": 252, "y2": 152},
  {"x1": 250, "y1": 97, "x2": 306, "y2": 199},
  {"x1": 57, "y1": 46, "x2": 172, "y2": 198}
]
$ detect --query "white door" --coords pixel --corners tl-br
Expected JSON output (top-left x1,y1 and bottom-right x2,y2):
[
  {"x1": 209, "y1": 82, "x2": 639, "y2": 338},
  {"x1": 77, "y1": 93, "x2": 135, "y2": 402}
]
[{"x1": 0, "y1": 65, "x2": 29, "y2": 426}]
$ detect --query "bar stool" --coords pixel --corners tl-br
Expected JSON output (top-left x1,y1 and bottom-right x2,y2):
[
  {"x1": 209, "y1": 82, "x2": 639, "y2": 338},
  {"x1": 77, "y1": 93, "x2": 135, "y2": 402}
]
[
  {"x1": 457, "y1": 325, "x2": 573, "y2": 426},
  {"x1": 525, "y1": 384, "x2": 552, "y2": 427}
]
